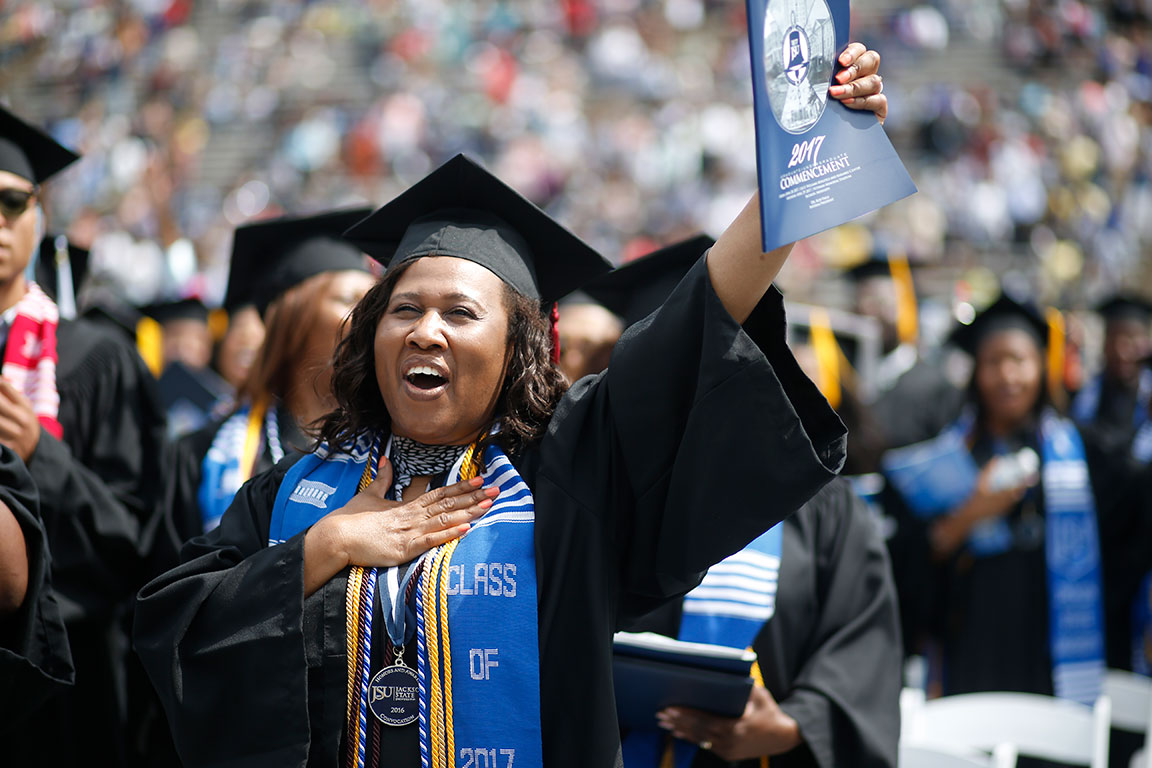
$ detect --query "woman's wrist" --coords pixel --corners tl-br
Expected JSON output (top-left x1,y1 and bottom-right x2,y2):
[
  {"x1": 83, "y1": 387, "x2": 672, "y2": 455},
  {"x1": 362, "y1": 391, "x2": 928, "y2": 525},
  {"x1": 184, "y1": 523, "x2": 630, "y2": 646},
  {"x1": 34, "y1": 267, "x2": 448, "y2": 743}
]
[
  {"x1": 769, "y1": 711, "x2": 803, "y2": 755},
  {"x1": 302, "y1": 515, "x2": 350, "y2": 597}
]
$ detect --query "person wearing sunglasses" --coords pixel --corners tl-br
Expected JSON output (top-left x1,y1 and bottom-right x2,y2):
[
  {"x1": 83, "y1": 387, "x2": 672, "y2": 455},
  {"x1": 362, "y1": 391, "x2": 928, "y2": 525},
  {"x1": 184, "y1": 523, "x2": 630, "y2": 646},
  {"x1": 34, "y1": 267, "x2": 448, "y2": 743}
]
[{"x1": 1, "y1": 105, "x2": 169, "y2": 766}]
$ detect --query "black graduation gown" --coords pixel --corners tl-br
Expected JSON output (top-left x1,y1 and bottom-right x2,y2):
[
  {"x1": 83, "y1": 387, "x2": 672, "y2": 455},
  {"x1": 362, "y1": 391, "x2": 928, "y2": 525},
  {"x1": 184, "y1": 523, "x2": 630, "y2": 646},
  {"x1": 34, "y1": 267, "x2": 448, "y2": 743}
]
[
  {"x1": 14, "y1": 317, "x2": 168, "y2": 765},
  {"x1": 0, "y1": 445, "x2": 74, "y2": 733},
  {"x1": 893, "y1": 427, "x2": 1059, "y2": 697},
  {"x1": 624, "y1": 479, "x2": 901, "y2": 768},
  {"x1": 135, "y1": 259, "x2": 846, "y2": 768}
]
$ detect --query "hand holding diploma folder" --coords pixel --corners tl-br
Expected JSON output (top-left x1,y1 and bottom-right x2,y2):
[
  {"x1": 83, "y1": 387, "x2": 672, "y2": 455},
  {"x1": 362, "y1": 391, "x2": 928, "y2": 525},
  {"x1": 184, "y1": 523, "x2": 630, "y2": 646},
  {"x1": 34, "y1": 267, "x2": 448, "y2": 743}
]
[
  {"x1": 747, "y1": 0, "x2": 916, "y2": 251},
  {"x1": 613, "y1": 632, "x2": 758, "y2": 731}
]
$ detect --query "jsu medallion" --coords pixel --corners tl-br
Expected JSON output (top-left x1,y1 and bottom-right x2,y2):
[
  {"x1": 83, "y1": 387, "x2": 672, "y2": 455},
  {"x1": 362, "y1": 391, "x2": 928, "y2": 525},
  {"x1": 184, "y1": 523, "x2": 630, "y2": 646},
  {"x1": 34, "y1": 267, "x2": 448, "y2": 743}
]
[{"x1": 368, "y1": 664, "x2": 420, "y2": 726}]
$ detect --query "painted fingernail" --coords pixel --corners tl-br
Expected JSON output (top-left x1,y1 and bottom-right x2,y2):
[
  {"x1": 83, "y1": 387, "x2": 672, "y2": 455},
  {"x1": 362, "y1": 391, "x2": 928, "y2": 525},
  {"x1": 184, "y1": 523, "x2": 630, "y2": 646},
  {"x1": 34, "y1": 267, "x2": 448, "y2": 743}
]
[
  {"x1": 478, "y1": 499, "x2": 493, "y2": 509},
  {"x1": 469, "y1": 477, "x2": 483, "y2": 486},
  {"x1": 829, "y1": 85, "x2": 844, "y2": 96},
  {"x1": 458, "y1": 524, "x2": 471, "y2": 534},
  {"x1": 485, "y1": 486, "x2": 500, "y2": 497}
]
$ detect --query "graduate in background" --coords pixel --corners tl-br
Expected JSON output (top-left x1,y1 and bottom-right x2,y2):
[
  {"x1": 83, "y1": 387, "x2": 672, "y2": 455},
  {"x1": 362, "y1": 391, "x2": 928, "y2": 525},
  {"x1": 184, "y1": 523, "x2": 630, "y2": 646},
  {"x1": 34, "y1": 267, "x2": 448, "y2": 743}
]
[
  {"x1": 1072, "y1": 294, "x2": 1152, "y2": 444},
  {"x1": 884, "y1": 294, "x2": 1105, "y2": 703},
  {"x1": 555, "y1": 290, "x2": 622, "y2": 383},
  {"x1": 588, "y1": 237, "x2": 901, "y2": 768},
  {"x1": 846, "y1": 252, "x2": 962, "y2": 450},
  {"x1": 160, "y1": 208, "x2": 375, "y2": 552},
  {"x1": 1, "y1": 105, "x2": 168, "y2": 765},
  {"x1": 211, "y1": 302, "x2": 265, "y2": 394}
]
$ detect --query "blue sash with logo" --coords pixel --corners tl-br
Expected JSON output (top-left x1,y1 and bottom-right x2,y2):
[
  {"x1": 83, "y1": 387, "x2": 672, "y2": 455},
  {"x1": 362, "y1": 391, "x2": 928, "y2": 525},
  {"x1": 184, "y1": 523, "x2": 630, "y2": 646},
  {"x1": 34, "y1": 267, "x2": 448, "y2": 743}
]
[
  {"x1": 887, "y1": 410, "x2": 1104, "y2": 703},
  {"x1": 268, "y1": 436, "x2": 542, "y2": 766},
  {"x1": 622, "y1": 525, "x2": 783, "y2": 767}
]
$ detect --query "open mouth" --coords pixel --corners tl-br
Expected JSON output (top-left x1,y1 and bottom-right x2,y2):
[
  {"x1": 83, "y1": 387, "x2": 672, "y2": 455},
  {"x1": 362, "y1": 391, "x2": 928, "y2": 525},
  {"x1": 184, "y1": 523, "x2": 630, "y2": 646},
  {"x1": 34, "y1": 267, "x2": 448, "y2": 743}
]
[{"x1": 405, "y1": 365, "x2": 449, "y2": 391}]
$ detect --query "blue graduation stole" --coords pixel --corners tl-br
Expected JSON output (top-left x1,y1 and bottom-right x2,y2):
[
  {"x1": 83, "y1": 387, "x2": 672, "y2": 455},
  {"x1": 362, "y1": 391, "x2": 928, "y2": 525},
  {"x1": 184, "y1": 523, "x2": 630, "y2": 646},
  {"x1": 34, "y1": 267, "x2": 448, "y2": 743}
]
[
  {"x1": 268, "y1": 436, "x2": 542, "y2": 766},
  {"x1": 622, "y1": 525, "x2": 783, "y2": 767},
  {"x1": 888, "y1": 410, "x2": 1104, "y2": 703},
  {"x1": 198, "y1": 403, "x2": 277, "y2": 531}
]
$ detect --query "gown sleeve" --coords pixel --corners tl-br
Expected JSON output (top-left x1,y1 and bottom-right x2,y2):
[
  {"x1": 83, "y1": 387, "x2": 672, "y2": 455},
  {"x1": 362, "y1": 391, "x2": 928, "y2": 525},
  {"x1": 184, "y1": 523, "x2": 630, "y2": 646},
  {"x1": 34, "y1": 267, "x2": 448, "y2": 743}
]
[
  {"x1": 0, "y1": 445, "x2": 74, "y2": 732},
  {"x1": 541, "y1": 255, "x2": 846, "y2": 617},
  {"x1": 769, "y1": 481, "x2": 902, "y2": 768},
  {"x1": 134, "y1": 458, "x2": 316, "y2": 768}
]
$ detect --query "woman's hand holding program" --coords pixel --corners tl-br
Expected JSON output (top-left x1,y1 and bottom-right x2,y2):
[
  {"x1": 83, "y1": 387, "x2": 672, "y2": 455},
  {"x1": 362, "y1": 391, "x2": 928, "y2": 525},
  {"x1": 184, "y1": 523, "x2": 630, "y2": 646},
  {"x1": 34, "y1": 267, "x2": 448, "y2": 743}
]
[{"x1": 829, "y1": 42, "x2": 886, "y2": 124}]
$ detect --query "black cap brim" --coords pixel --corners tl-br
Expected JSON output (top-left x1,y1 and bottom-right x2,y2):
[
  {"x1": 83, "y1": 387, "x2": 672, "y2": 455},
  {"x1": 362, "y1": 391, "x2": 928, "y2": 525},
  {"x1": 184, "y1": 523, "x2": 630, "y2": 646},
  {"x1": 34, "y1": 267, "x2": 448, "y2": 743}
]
[
  {"x1": 1095, "y1": 294, "x2": 1152, "y2": 325},
  {"x1": 343, "y1": 154, "x2": 611, "y2": 305},
  {"x1": 0, "y1": 106, "x2": 80, "y2": 184},
  {"x1": 948, "y1": 294, "x2": 1048, "y2": 356},
  {"x1": 581, "y1": 234, "x2": 715, "y2": 327},
  {"x1": 228, "y1": 208, "x2": 373, "y2": 315}
]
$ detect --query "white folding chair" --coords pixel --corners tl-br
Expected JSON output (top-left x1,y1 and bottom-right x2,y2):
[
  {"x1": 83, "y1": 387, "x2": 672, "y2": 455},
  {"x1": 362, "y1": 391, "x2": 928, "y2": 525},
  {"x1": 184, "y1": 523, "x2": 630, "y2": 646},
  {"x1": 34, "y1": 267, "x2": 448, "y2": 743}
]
[
  {"x1": 900, "y1": 743, "x2": 1017, "y2": 768},
  {"x1": 900, "y1": 692, "x2": 1111, "y2": 768},
  {"x1": 1105, "y1": 669, "x2": 1152, "y2": 744}
]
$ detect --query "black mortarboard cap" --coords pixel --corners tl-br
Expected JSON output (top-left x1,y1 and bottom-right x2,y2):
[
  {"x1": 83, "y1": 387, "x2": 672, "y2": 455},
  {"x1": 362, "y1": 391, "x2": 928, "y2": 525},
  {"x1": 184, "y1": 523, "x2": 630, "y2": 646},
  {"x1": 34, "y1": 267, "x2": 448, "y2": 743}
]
[
  {"x1": 948, "y1": 293, "x2": 1048, "y2": 356},
  {"x1": 1095, "y1": 293, "x2": 1152, "y2": 325},
  {"x1": 35, "y1": 235, "x2": 89, "y2": 303},
  {"x1": 0, "y1": 105, "x2": 81, "y2": 184},
  {"x1": 228, "y1": 208, "x2": 373, "y2": 315},
  {"x1": 144, "y1": 298, "x2": 210, "y2": 325},
  {"x1": 581, "y1": 234, "x2": 715, "y2": 327},
  {"x1": 844, "y1": 250, "x2": 893, "y2": 282},
  {"x1": 343, "y1": 154, "x2": 612, "y2": 305}
]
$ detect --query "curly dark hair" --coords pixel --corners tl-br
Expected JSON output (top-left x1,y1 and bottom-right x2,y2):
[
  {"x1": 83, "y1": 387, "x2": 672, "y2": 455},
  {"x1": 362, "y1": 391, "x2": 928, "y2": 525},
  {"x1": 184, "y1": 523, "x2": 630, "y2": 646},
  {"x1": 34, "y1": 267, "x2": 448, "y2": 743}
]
[{"x1": 316, "y1": 258, "x2": 568, "y2": 457}]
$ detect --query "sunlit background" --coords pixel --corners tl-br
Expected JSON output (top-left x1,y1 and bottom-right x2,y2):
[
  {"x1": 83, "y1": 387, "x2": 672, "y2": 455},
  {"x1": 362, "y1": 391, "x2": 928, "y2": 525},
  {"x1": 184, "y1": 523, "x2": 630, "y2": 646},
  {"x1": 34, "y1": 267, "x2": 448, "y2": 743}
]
[{"x1": 3, "y1": 0, "x2": 1151, "y2": 354}]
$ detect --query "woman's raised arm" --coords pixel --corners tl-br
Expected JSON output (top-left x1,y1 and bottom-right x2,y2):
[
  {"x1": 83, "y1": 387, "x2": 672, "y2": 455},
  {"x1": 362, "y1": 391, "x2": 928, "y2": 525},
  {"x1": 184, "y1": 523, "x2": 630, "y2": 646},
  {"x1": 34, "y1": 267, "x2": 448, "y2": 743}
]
[{"x1": 707, "y1": 43, "x2": 887, "y2": 324}]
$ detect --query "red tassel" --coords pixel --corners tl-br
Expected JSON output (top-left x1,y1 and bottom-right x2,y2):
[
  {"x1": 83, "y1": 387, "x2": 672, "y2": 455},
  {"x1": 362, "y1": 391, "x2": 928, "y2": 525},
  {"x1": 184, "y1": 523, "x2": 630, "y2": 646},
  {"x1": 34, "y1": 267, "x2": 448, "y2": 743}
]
[{"x1": 550, "y1": 302, "x2": 561, "y2": 364}]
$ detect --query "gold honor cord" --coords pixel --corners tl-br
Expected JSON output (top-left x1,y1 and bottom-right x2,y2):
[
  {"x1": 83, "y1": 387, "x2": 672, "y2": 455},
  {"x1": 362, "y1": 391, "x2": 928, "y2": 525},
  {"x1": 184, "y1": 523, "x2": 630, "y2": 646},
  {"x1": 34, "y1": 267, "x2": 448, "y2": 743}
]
[
  {"x1": 425, "y1": 440, "x2": 482, "y2": 767},
  {"x1": 342, "y1": 437, "x2": 485, "y2": 763}
]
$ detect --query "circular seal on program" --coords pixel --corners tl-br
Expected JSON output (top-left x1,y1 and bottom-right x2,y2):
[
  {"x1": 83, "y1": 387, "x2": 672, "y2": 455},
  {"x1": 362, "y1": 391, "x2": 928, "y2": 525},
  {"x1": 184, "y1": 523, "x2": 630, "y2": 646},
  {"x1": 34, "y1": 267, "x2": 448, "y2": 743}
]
[
  {"x1": 762, "y1": 0, "x2": 836, "y2": 134},
  {"x1": 368, "y1": 664, "x2": 421, "y2": 726}
]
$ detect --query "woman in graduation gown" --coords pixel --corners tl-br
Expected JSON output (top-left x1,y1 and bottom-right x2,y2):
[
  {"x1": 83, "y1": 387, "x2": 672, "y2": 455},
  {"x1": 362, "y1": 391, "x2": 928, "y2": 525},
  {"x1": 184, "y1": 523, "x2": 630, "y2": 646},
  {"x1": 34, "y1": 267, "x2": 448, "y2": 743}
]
[
  {"x1": 136, "y1": 47, "x2": 884, "y2": 768},
  {"x1": 883, "y1": 294, "x2": 1106, "y2": 704},
  {"x1": 588, "y1": 238, "x2": 901, "y2": 768},
  {"x1": 160, "y1": 209, "x2": 377, "y2": 553}
]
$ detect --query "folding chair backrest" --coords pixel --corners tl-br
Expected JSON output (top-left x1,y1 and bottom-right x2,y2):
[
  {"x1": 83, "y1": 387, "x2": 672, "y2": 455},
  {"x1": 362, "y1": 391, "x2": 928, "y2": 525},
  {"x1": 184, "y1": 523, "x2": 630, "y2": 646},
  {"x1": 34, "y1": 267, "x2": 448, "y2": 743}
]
[
  {"x1": 900, "y1": 744, "x2": 1000, "y2": 768},
  {"x1": 1104, "y1": 669, "x2": 1152, "y2": 736},
  {"x1": 905, "y1": 692, "x2": 1110, "y2": 768}
]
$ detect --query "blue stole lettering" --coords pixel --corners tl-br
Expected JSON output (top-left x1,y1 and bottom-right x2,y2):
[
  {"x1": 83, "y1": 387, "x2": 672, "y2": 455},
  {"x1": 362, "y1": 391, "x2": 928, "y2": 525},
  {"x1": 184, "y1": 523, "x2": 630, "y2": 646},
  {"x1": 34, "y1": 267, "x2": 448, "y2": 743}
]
[
  {"x1": 267, "y1": 436, "x2": 542, "y2": 764},
  {"x1": 622, "y1": 525, "x2": 783, "y2": 767},
  {"x1": 885, "y1": 410, "x2": 1104, "y2": 703}
]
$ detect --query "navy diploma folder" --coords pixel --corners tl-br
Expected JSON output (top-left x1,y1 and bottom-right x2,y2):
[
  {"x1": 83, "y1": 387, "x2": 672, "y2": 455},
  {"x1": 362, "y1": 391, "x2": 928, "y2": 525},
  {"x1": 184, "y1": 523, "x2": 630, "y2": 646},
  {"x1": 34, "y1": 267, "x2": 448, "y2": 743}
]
[{"x1": 612, "y1": 632, "x2": 756, "y2": 730}]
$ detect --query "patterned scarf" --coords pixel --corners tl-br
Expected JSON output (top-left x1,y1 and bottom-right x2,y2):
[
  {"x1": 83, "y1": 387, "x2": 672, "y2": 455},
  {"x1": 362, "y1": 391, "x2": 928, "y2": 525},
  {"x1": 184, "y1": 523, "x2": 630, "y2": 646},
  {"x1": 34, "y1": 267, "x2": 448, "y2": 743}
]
[
  {"x1": 387, "y1": 435, "x2": 469, "y2": 500},
  {"x1": 1, "y1": 282, "x2": 62, "y2": 439}
]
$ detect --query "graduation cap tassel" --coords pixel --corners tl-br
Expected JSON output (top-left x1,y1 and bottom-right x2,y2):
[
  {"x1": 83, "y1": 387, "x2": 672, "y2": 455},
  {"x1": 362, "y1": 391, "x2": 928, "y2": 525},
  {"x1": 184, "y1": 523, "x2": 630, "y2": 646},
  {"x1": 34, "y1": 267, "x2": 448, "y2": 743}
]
[
  {"x1": 1046, "y1": 307, "x2": 1068, "y2": 412},
  {"x1": 550, "y1": 301, "x2": 561, "y2": 364},
  {"x1": 888, "y1": 252, "x2": 919, "y2": 347},
  {"x1": 808, "y1": 308, "x2": 842, "y2": 410}
]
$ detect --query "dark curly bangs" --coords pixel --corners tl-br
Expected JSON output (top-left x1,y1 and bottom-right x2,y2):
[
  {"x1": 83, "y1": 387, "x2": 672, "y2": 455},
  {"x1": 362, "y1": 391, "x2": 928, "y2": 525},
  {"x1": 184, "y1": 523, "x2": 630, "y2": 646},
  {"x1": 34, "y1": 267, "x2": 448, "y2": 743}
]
[{"x1": 316, "y1": 258, "x2": 569, "y2": 457}]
